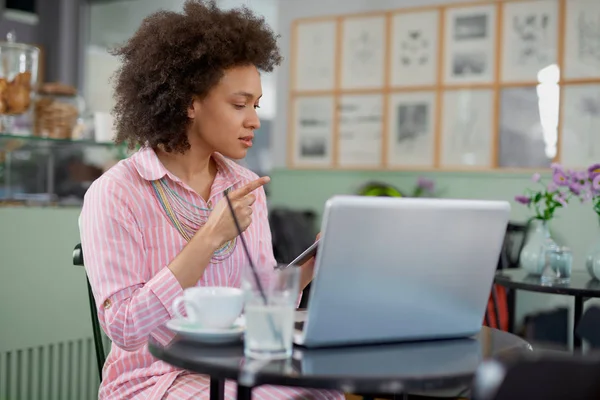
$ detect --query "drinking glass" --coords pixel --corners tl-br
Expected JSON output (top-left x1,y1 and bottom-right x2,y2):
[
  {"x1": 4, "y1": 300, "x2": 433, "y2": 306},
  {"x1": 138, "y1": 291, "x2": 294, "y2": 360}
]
[
  {"x1": 242, "y1": 265, "x2": 300, "y2": 360},
  {"x1": 541, "y1": 246, "x2": 572, "y2": 285}
]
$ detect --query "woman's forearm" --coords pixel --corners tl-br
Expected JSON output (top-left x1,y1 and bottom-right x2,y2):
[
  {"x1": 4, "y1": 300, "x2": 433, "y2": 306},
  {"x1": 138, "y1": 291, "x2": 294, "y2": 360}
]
[{"x1": 168, "y1": 226, "x2": 222, "y2": 289}]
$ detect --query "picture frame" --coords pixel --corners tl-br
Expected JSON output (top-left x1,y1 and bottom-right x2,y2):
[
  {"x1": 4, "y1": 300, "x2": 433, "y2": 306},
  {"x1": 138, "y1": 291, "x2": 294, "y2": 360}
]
[
  {"x1": 560, "y1": 84, "x2": 600, "y2": 168},
  {"x1": 498, "y1": 86, "x2": 557, "y2": 168},
  {"x1": 293, "y1": 20, "x2": 338, "y2": 91},
  {"x1": 390, "y1": 10, "x2": 440, "y2": 87},
  {"x1": 340, "y1": 15, "x2": 387, "y2": 89},
  {"x1": 443, "y1": 4, "x2": 497, "y2": 85},
  {"x1": 500, "y1": 0, "x2": 560, "y2": 83},
  {"x1": 337, "y1": 94, "x2": 384, "y2": 168},
  {"x1": 440, "y1": 89, "x2": 494, "y2": 167},
  {"x1": 386, "y1": 91, "x2": 436, "y2": 167},
  {"x1": 563, "y1": 0, "x2": 600, "y2": 80},
  {"x1": 291, "y1": 95, "x2": 335, "y2": 168}
]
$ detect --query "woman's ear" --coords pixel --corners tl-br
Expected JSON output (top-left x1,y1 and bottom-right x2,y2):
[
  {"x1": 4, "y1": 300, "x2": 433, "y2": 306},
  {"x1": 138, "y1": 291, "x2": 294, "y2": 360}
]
[{"x1": 188, "y1": 97, "x2": 200, "y2": 119}]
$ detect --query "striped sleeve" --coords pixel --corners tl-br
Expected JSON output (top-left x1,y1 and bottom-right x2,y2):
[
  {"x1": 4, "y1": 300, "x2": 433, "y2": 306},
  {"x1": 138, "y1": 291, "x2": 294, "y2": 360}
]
[{"x1": 80, "y1": 177, "x2": 183, "y2": 352}]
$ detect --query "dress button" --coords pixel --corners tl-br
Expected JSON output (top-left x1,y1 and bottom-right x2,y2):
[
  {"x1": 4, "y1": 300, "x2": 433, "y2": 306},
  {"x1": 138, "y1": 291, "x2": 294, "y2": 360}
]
[
  {"x1": 103, "y1": 299, "x2": 112, "y2": 309},
  {"x1": 207, "y1": 200, "x2": 212, "y2": 208}
]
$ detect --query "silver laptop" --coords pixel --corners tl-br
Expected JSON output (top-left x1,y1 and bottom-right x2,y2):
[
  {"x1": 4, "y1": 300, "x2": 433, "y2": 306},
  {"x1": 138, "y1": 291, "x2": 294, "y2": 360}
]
[{"x1": 293, "y1": 195, "x2": 511, "y2": 348}]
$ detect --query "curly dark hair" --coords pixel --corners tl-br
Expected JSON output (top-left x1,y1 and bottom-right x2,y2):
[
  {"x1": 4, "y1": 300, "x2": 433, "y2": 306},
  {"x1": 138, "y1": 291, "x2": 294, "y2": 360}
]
[{"x1": 110, "y1": 0, "x2": 282, "y2": 153}]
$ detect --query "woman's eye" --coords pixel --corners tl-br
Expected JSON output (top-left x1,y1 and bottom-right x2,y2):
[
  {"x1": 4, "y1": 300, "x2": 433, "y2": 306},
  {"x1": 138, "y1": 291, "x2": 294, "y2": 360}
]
[
  {"x1": 233, "y1": 104, "x2": 245, "y2": 109},
  {"x1": 254, "y1": 105, "x2": 261, "y2": 109}
]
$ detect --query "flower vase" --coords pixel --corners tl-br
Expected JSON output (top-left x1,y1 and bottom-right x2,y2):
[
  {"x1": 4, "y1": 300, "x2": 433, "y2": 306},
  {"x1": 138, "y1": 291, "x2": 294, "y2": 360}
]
[
  {"x1": 520, "y1": 221, "x2": 558, "y2": 275},
  {"x1": 586, "y1": 226, "x2": 600, "y2": 280}
]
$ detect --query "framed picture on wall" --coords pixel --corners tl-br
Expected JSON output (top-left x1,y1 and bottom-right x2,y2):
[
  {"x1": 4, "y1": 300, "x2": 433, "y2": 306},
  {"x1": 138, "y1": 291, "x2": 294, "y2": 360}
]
[
  {"x1": 563, "y1": 0, "x2": 600, "y2": 80},
  {"x1": 390, "y1": 10, "x2": 440, "y2": 87},
  {"x1": 443, "y1": 4, "x2": 497, "y2": 85},
  {"x1": 560, "y1": 84, "x2": 600, "y2": 168},
  {"x1": 440, "y1": 89, "x2": 494, "y2": 167},
  {"x1": 291, "y1": 96, "x2": 335, "y2": 167},
  {"x1": 293, "y1": 20, "x2": 338, "y2": 91},
  {"x1": 500, "y1": 0, "x2": 559, "y2": 83},
  {"x1": 337, "y1": 94, "x2": 384, "y2": 167},
  {"x1": 498, "y1": 87, "x2": 556, "y2": 168},
  {"x1": 386, "y1": 91, "x2": 436, "y2": 167},
  {"x1": 340, "y1": 15, "x2": 386, "y2": 89}
]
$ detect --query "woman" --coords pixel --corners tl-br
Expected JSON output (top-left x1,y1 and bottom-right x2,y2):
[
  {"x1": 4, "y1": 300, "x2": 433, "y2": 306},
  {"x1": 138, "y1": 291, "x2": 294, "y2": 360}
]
[{"x1": 80, "y1": 1, "x2": 342, "y2": 399}]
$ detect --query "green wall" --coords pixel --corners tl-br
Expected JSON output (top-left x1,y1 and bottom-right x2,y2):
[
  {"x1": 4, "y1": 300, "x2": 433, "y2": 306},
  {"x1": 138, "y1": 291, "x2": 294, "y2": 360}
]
[{"x1": 0, "y1": 207, "x2": 91, "y2": 353}]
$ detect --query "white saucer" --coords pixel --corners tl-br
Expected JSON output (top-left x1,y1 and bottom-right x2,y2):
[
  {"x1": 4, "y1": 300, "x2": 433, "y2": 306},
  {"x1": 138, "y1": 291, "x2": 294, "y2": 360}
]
[{"x1": 166, "y1": 316, "x2": 245, "y2": 344}]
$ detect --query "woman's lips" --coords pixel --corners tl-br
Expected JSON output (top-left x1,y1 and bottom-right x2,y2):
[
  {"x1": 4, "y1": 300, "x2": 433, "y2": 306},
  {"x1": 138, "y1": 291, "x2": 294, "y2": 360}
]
[{"x1": 239, "y1": 136, "x2": 253, "y2": 147}]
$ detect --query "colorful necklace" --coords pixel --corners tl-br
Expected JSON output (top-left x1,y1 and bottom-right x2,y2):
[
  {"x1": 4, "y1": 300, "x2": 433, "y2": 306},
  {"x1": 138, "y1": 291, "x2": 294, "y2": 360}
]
[{"x1": 151, "y1": 178, "x2": 236, "y2": 263}]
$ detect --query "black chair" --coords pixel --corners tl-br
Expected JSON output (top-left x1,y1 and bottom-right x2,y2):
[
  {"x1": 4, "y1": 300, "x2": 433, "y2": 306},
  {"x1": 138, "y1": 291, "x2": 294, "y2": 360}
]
[
  {"x1": 576, "y1": 305, "x2": 600, "y2": 350},
  {"x1": 73, "y1": 243, "x2": 106, "y2": 381},
  {"x1": 269, "y1": 208, "x2": 318, "y2": 308},
  {"x1": 472, "y1": 351, "x2": 600, "y2": 400},
  {"x1": 486, "y1": 222, "x2": 531, "y2": 333},
  {"x1": 497, "y1": 222, "x2": 530, "y2": 271}
]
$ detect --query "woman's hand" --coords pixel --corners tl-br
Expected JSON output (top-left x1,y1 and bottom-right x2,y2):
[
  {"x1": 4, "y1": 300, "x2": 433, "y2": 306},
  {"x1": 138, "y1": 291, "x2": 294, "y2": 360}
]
[
  {"x1": 299, "y1": 232, "x2": 321, "y2": 290},
  {"x1": 203, "y1": 177, "x2": 270, "y2": 247}
]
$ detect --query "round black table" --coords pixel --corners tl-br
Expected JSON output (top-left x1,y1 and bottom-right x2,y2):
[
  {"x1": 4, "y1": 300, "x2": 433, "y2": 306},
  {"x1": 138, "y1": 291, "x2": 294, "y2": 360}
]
[
  {"x1": 494, "y1": 269, "x2": 600, "y2": 352},
  {"x1": 148, "y1": 326, "x2": 531, "y2": 400}
]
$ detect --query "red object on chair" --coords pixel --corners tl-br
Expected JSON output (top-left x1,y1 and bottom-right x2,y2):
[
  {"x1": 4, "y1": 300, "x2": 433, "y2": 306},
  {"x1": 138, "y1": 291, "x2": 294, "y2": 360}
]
[{"x1": 485, "y1": 285, "x2": 510, "y2": 331}]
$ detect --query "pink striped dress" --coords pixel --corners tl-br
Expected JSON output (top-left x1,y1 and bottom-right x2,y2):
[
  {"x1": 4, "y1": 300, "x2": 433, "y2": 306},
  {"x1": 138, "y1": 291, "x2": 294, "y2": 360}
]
[{"x1": 80, "y1": 146, "x2": 343, "y2": 400}]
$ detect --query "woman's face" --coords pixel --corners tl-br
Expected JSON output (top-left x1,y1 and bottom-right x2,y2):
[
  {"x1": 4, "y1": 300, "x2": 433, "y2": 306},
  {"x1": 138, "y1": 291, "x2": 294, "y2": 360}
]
[{"x1": 187, "y1": 64, "x2": 262, "y2": 160}]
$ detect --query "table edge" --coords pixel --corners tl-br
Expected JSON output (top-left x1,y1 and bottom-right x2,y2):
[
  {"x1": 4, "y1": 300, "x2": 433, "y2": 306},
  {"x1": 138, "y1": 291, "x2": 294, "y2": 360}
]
[
  {"x1": 147, "y1": 341, "x2": 477, "y2": 393},
  {"x1": 494, "y1": 271, "x2": 600, "y2": 297}
]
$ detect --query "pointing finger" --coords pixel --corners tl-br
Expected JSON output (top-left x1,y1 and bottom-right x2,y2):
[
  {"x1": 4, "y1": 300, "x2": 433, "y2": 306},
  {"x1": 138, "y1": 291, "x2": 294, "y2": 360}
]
[{"x1": 229, "y1": 177, "x2": 270, "y2": 199}]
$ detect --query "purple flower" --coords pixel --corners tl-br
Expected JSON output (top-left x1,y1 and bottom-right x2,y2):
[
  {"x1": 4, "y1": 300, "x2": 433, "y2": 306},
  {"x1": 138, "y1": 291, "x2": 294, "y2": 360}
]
[
  {"x1": 552, "y1": 168, "x2": 570, "y2": 187},
  {"x1": 593, "y1": 174, "x2": 600, "y2": 192},
  {"x1": 570, "y1": 171, "x2": 591, "y2": 195},
  {"x1": 417, "y1": 177, "x2": 435, "y2": 192},
  {"x1": 551, "y1": 163, "x2": 564, "y2": 172},
  {"x1": 547, "y1": 182, "x2": 558, "y2": 193},
  {"x1": 554, "y1": 192, "x2": 568, "y2": 207},
  {"x1": 515, "y1": 195, "x2": 531, "y2": 205},
  {"x1": 571, "y1": 170, "x2": 588, "y2": 182},
  {"x1": 531, "y1": 173, "x2": 541, "y2": 183},
  {"x1": 570, "y1": 182, "x2": 583, "y2": 195},
  {"x1": 589, "y1": 164, "x2": 600, "y2": 179}
]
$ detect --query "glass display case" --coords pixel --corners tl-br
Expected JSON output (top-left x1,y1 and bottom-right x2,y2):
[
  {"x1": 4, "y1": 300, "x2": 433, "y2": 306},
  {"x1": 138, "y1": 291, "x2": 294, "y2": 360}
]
[{"x1": 0, "y1": 133, "x2": 127, "y2": 206}]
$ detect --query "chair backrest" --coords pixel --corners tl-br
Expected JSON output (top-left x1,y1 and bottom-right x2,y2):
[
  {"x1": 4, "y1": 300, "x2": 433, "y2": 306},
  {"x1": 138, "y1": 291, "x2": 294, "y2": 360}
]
[
  {"x1": 472, "y1": 352, "x2": 600, "y2": 400},
  {"x1": 269, "y1": 208, "x2": 318, "y2": 264},
  {"x1": 73, "y1": 243, "x2": 106, "y2": 381},
  {"x1": 498, "y1": 222, "x2": 530, "y2": 270},
  {"x1": 269, "y1": 208, "x2": 318, "y2": 308},
  {"x1": 484, "y1": 221, "x2": 530, "y2": 333}
]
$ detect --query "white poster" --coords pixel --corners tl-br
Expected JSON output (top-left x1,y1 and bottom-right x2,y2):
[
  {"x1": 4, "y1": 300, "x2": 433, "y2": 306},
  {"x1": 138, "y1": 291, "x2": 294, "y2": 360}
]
[
  {"x1": 560, "y1": 84, "x2": 600, "y2": 168},
  {"x1": 292, "y1": 96, "x2": 335, "y2": 167},
  {"x1": 501, "y1": 0, "x2": 559, "y2": 83},
  {"x1": 390, "y1": 10, "x2": 440, "y2": 87},
  {"x1": 564, "y1": 0, "x2": 600, "y2": 80},
  {"x1": 338, "y1": 94, "x2": 383, "y2": 167},
  {"x1": 441, "y1": 89, "x2": 494, "y2": 167},
  {"x1": 443, "y1": 5, "x2": 497, "y2": 84},
  {"x1": 341, "y1": 16, "x2": 386, "y2": 89},
  {"x1": 294, "y1": 20, "x2": 337, "y2": 91},
  {"x1": 387, "y1": 91, "x2": 436, "y2": 167}
]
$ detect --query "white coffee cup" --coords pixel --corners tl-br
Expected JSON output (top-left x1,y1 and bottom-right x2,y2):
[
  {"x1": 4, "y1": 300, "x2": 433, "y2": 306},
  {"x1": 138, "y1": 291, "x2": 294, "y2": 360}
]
[{"x1": 172, "y1": 287, "x2": 244, "y2": 329}]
